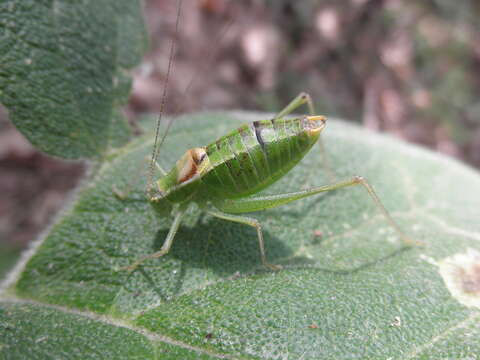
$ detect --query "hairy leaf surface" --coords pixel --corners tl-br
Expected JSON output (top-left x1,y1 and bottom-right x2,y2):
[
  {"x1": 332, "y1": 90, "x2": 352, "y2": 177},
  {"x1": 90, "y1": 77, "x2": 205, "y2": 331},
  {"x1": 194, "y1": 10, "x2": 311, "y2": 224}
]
[
  {"x1": 2, "y1": 112, "x2": 480, "y2": 359},
  {"x1": 0, "y1": 0, "x2": 146, "y2": 158}
]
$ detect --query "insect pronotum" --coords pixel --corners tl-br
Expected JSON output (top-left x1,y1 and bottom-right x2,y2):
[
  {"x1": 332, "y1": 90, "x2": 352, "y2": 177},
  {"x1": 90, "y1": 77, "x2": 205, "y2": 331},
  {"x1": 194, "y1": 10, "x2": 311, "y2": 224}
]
[{"x1": 120, "y1": 0, "x2": 416, "y2": 272}]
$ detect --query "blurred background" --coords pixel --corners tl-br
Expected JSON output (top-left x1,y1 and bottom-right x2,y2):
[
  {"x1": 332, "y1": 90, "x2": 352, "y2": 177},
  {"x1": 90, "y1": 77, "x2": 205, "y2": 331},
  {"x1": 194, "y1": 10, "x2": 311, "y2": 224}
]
[{"x1": 1, "y1": 0, "x2": 480, "y2": 274}]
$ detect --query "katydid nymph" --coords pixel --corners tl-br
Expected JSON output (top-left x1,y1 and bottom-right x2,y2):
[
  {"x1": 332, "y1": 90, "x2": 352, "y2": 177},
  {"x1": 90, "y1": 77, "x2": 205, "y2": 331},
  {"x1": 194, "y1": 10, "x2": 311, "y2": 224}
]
[
  {"x1": 121, "y1": 93, "x2": 416, "y2": 271},
  {"x1": 120, "y1": 2, "x2": 416, "y2": 272}
]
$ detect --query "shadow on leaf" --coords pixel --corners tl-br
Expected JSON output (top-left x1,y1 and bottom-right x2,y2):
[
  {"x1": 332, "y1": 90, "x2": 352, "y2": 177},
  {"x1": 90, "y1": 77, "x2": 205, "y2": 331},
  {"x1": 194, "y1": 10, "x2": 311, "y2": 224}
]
[{"x1": 124, "y1": 211, "x2": 414, "y2": 303}]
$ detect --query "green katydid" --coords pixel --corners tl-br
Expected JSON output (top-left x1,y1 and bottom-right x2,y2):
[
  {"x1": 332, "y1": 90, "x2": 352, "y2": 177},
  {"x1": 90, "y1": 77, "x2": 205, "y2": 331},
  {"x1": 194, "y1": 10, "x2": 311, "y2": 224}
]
[{"x1": 120, "y1": 1, "x2": 416, "y2": 272}]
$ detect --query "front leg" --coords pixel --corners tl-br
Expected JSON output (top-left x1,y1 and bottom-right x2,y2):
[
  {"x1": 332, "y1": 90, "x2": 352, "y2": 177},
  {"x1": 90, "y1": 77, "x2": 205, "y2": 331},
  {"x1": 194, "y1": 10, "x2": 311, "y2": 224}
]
[{"x1": 121, "y1": 207, "x2": 186, "y2": 272}]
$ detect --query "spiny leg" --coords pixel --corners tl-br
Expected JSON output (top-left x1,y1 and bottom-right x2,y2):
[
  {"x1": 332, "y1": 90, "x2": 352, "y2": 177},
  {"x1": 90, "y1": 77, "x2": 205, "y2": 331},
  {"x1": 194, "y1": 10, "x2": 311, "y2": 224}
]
[
  {"x1": 121, "y1": 208, "x2": 186, "y2": 272},
  {"x1": 206, "y1": 209, "x2": 282, "y2": 271},
  {"x1": 215, "y1": 176, "x2": 419, "y2": 246}
]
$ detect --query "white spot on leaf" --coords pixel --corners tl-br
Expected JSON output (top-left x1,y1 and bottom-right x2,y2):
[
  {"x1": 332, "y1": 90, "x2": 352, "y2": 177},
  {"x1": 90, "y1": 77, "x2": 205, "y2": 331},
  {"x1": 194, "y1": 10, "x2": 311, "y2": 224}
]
[{"x1": 437, "y1": 248, "x2": 480, "y2": 309}]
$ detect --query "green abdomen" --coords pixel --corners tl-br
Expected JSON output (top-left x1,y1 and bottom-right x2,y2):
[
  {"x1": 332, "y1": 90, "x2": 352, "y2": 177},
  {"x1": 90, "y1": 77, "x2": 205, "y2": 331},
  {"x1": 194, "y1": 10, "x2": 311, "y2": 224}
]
[{"x1": 200, "y1": 117, "x2": 320, "y2": 199}]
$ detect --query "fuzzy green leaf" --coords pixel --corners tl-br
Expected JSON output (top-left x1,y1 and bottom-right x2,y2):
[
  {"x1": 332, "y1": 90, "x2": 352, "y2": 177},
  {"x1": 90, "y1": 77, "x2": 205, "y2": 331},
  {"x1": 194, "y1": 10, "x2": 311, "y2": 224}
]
[
  {"x1": 0, "y1": 302, "x2": 217, "y2": 359},
  {"x1": 2, "y1": 112, "x2": 480, "y2": 359},
  {"x1": 0, "y1": 0, "x2": 147, "y2": 159}
]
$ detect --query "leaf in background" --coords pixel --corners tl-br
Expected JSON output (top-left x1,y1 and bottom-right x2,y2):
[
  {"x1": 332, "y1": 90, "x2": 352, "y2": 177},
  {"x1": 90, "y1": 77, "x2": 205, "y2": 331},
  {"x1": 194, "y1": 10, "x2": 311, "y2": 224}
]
[
  {"x1": 0, "y1": 0, "x2": 147, "y2": 159},
  {"x1": 2, "y1": 112, "x2": 480, "y2": 359}
]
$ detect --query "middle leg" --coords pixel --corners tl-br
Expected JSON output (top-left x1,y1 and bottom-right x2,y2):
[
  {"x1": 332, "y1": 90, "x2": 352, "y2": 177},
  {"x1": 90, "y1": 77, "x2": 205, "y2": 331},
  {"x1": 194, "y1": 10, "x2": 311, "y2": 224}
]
[{"x1": 206, "y1": 209, "x2": 282, "y2": 271}]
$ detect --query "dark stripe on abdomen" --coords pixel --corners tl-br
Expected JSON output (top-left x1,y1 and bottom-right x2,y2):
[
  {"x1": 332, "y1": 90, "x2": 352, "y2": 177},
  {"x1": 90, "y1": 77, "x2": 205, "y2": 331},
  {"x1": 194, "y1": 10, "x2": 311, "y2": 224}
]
[
  {"x1": 241, "y1": 124, "x2": 271, "y2": 179},
  {"x1": 253, "y1": 121, "x2": 266, "y2": 150}
]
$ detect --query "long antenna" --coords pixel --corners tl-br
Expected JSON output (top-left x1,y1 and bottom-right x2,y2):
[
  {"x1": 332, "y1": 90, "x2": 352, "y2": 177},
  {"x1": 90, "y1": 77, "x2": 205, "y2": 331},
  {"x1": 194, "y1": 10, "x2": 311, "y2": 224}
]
[
  {"x1": 147, "y1": 0, "x2": 183, "y2": 197},
  {"x1": 147, "y1": 1, "x2": 234, "y2": 198}
]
